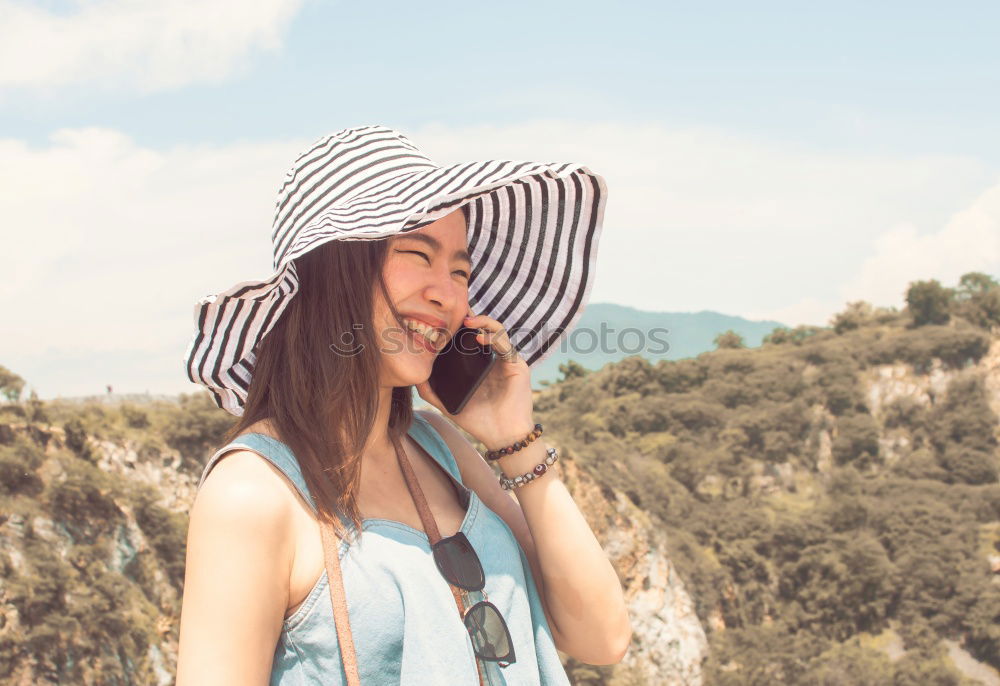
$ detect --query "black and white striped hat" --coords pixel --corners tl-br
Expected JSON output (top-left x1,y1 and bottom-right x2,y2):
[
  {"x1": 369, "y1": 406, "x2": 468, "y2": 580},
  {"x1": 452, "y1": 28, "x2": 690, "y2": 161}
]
[{"x1": 183, "y1": 124, "x2": 607, "y2": 416}]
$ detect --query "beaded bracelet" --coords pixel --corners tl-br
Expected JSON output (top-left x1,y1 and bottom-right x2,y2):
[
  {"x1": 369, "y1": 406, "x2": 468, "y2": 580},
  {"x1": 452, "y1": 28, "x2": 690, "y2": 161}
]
[
  {"x1": 499, "y1": 447, "x2": 558, "y2": 491},
  {"x1": 485, "y1": 423, "x2": 543, "y2": 462}
]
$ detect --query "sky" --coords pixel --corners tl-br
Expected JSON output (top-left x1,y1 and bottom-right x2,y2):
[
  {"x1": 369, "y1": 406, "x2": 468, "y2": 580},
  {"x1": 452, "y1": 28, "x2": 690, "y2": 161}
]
[{"x1": 2, "y1": 0, "x2": 998, "y2": 399}]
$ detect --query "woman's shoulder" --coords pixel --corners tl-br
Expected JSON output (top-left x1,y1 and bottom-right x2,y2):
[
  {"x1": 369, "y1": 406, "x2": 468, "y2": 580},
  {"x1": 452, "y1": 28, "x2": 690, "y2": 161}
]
[
  {"x1": 180, "y1": 442, "x2": 295, "y2": 681},
  {"x1": 196, "y1": 445, "x2": 296, "y2": 526},
  {"x1": 196, "y1": 418, "x2": 302, "y2": 529}
]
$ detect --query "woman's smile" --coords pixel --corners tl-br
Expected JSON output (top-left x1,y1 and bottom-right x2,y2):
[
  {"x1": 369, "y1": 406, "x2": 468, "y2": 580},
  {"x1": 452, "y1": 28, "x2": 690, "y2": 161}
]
[{"x1": 406, "y1": 326, "x2": 438, "y2": 354}]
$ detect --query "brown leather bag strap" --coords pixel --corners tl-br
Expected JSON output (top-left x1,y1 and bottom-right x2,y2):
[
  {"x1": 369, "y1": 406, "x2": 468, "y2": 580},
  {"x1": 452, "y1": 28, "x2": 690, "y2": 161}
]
[
  {"x1": 314, "y1": 431, "x2": 485, "y2": 686},
  {"x1": 320, "y1": 518, "x2": 363, "y2": 686},
  {"x1": 391, "y1": 433, "x2": 487, "y2": 686}
]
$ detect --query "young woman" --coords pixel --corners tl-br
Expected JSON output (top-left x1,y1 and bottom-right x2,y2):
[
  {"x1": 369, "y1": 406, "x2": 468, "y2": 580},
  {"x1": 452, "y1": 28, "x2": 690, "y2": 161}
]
[{"x1": 175, "y1": 125, "x2": 631, "y2": 685}]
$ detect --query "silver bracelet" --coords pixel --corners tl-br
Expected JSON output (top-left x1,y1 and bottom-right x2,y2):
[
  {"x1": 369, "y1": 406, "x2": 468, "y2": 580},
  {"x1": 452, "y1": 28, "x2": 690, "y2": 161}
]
[{"x1": 499, "y1": 447, "x2": 558, "y2": 491}]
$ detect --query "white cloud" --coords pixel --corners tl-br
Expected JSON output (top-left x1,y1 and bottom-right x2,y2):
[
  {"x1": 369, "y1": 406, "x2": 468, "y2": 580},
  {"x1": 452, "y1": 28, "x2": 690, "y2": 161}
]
[
  {"x1": 746, "y1": 180, "x2": 1000, "y2": 327},
  {"x1": 842, "y1": 183, "x2": 1000, "y2": 307},
  {"x1": 0, "y1": 0, "x2": 304, "y2": 91},
  {"x1": 0, "y1": 127, "x2": 310, "y2": 397},
  {"x1": 409, "y1": 120, "x2": 994, "y2": 323},
  {"x1": 2, "y1": 120, "x2": 995, "y2": 397}
]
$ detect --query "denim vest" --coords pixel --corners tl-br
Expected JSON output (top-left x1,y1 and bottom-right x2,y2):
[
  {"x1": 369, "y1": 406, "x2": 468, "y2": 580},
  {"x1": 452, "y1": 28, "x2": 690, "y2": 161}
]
[{"x1": 197, "y1": 413, "x2": 571, "y2": 686}]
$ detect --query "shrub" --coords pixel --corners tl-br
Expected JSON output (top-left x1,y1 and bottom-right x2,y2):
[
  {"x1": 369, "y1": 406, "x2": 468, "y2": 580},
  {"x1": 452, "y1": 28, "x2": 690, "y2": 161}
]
[
  {"x1": 764, "y1": 324, "x2": 823, "y2": 346},
  {"x1": 654, "y1": 358, "x2": 707, "y2": 393},
  {"x1": 777, "y1": 533, "x2": 895, "y2": 640},
  {"x1": 624, "y1": 396, "x2": 670, "y2": 433},
  {"x1": 732, "y1": 402, "x2": 809, "y2": 463},
  {"x1": 596, "y1": 355, "x2": 657, "y2": 397},
  {"x1": 832, "y1": 413, "x2": 880, "y2": 466},
  {"x1": 715, "y1": 330, "x2": 745, "y2": 349},
  {"x1": 929, "y1": 374, "x2": 998, "y2": 454},
  {"x1": 891, "y1": 448, "x2": 949, "y2": 482},
  {"x1": 963, "y1": 581, "x2": 1000, "y2": 670},
  {"x1": 131, "y1": 486, "x2": 189, "y2": 589},
  {"x1": 704, "y1": 623, "x2": 830, "y2": 686},
  {"x1": 831, "y1": 301, "x2": 876, "y2": 334},
  {"x1": 161, "y1": 392, "x2": 235, "y2": 470},
  {"x1": 801, "y1": 640, "x2": 894, "y2": 685},
  {"x1": 869, "y1": 325, "x2": 989, "y2": 371},
  {"x1": 906, "y1": 279, "x2": 952, "y2": 326},
  {"x1": 667, "y1": 442, "x2": 713, "y2": 492},
  {"x1": 0, "y1": 365, "x2": 25, "y2": 403},
  {"x1": 817, "y1": 361, "x2": 864, "y2": 416},
  {"x1": 120, "y1": 403, "x2": 150, "y2": 429},
  {"x1": 746, "y1": 359, "x2": 807, "y2": 402},
  {"x1": 62, "y1": 418, "x2": 94, "y2": 461},
  {"x1": 893, "y1": 650, "x2": 973, "y2": 686},
  {"x1": 47, "y1": 459, "x2": 123, "y2": 541},
  {"x1": 702, "y1": 378, "x2": 762, "y2": 408},
  {"x1": 930, "y1": 326, "x2": 991, "y2": 368},
  {"x1": 0, "y1": 435, "x2": 46, "y2": 470},
  {"x1": 882, "y1": 396, "x2": 927, "y2": 429},
  {"x1": 953, "y1": 271, "x2": 1000, "y2": 330},
  {"x1": 666, "y1": 396, "x2": 726, "y2": 432},
  {"x1": 6, "y1": 535, "x2": 72, "y2": 627},
  {"x1": 939, "y1": 444, "x2": 998, "y2": 485},
  {"x1": 0, "y1": 455, "x2": 43, "y2": 496}
]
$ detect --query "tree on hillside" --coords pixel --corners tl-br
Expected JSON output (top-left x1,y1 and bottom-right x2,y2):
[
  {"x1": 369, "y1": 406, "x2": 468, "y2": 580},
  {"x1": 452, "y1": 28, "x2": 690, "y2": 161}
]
[
  {"x1": 831, "y1": 301, "x2": 875, "y2": 333},
  {"x1": 26, "y1": 389, "x2": 47, "y2": 424},
  {"x1": 953, "y1": 271, "x2": 1000, "y2": 330},
  {"x1": 905, "y1": 279, "x2": 953, "y2": 326},
  {"x1": 763, "y1": 325, "x2": 823, "y2": 346},
  {"x1": 558, "y1": 359, "x2": 590, "y2": 382},
  {"x1": 161, "y1": 392, "x2": 235, "y2": 470},
  {"x1": 0, "y1": 365, "x2": 25, "y2": 402},
  {"x1": 715, "y1": 330, "x2": 745, "y2": 349},
  {"x1": 929, "y1": 374, "x2": 999, "y2": 485}
]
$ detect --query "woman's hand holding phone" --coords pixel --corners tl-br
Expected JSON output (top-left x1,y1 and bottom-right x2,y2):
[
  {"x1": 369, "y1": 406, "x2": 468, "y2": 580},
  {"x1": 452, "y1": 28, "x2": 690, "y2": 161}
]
[{"x1": 415, "y1": 310, "x2": 535, "y2": 449}]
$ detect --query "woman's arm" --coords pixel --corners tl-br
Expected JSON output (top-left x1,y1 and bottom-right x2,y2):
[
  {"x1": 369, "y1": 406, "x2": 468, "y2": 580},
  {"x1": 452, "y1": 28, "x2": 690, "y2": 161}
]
[
  {"x1": 418, "y1": 410, "x2": 632, "y2": 665},
  {"x1": 175, "y1": 451, "x2": 294, "y2": 685}
]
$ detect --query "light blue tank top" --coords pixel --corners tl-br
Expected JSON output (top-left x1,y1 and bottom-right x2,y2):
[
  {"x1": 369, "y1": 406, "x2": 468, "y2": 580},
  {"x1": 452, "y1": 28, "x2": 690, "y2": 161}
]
[{"x1": 196, "y1": 412, "x2": 571, "y2": 686}]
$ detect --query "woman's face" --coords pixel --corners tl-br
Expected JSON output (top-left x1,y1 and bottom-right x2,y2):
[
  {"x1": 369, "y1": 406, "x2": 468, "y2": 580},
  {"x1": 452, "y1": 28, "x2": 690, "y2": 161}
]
[{"x1": 374, "y1": 208, "x2": 472, "y2": 387}]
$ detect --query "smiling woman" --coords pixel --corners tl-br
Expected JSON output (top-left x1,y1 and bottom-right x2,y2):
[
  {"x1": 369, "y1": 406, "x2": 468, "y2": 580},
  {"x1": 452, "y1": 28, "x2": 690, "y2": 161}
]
[
  {"x1": 375, "y1": 212, "x2": 471, "y2": 371},
  {"x1": 176, "y1": 124, "x2": 627, "y2": 685}
]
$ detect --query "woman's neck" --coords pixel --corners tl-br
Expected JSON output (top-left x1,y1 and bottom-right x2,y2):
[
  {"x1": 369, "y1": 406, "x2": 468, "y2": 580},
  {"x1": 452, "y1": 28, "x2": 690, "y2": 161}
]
[{"x1": 361, "y1": 383, "x2": 405, "y2": 463}]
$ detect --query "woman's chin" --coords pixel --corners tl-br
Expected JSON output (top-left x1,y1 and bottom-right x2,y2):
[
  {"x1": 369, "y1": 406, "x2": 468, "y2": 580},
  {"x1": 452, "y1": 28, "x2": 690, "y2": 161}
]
[{"x1": 386, "y1": 356, "x2": 434, "y2": 387}]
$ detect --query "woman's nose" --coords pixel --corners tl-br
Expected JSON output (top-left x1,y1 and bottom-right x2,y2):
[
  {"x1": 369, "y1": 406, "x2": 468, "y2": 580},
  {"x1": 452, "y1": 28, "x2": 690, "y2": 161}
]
[{"x1": 424, "y1": 266, "x2": 467, "y2": 312}]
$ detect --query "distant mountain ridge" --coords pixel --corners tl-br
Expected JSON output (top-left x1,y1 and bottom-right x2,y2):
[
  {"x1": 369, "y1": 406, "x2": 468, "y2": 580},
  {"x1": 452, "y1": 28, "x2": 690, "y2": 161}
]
[{"x1": 529, "y1": 302, "x2": 786, "y2": 387}]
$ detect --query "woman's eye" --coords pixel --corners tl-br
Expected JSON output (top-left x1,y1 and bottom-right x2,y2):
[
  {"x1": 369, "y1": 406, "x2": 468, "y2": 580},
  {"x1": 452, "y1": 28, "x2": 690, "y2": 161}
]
[
  {"x1": 397, "y1": 250, "x2": 467, "y2": 279},
  {"x1": 398, "y1": 250, "x2": 431, "y2": 263}
]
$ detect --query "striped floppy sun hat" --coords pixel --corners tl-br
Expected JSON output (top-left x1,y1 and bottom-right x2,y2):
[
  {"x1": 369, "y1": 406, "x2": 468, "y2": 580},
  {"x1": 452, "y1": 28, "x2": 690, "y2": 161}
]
[{"x1": 183, "y1": 124, "x2": 608, "y2": 416}]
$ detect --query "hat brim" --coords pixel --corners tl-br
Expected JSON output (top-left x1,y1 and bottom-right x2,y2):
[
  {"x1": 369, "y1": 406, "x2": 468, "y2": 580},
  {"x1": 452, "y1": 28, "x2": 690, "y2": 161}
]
[{"x1": 184, "y1": 156, "x2": 606, "y2": 417}]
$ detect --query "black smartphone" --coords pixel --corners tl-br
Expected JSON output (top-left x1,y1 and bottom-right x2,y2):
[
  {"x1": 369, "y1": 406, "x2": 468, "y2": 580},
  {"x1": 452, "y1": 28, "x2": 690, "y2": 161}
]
[{"x1": 429, "y1": 325, "x2": 498, "y2": 414}]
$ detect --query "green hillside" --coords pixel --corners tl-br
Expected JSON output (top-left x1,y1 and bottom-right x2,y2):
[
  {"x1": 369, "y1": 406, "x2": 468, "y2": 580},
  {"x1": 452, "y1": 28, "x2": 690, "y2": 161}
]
[
  {"x1": 528, "y1": 303, "x2": 785, "y2": 387},
  {"x1": 0, "y1": 272, "x2": 998, "y2": 685},
  {"x1": 534, "y1": 273, "x2": 1000, "y2": 685}
]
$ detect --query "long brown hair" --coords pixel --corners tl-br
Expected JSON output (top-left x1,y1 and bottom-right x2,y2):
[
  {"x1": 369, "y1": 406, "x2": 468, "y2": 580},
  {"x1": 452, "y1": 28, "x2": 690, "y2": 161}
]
[{"x1": 220, "y1": 234, "x2": 414, "y2": 541}]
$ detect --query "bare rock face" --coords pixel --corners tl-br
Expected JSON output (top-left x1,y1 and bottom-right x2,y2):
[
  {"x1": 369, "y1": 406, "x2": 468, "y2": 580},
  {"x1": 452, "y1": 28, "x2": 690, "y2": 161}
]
[
  {"x1": 980, "y1": 337, "x2": 1000, "y2": 429},
  {"x1": 865, "y1": 359, "x2": 945, "y2": 414},
  {"x1": 558, "y1": 452, "x2": 709, "y2": 685},
  {"x1": 863, "y1": 336, "x2": 1000, "y2": 448}
]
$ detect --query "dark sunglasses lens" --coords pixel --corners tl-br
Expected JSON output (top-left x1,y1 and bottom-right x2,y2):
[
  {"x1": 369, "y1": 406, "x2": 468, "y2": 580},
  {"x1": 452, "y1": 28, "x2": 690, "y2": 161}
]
[
  {"x1": 465, "y1": 601, "x2": 515, "y2": 663},
  {"x1": 432, "y1": 532, "x2": 484, "y2": 591}
]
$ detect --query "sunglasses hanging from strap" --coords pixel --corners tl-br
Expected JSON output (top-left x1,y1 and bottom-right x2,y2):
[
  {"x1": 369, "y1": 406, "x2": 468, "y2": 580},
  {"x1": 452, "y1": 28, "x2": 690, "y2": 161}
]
[{"x1": 316, "y1": 432, "x2": 495, "y2": 686}]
